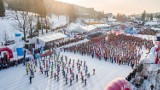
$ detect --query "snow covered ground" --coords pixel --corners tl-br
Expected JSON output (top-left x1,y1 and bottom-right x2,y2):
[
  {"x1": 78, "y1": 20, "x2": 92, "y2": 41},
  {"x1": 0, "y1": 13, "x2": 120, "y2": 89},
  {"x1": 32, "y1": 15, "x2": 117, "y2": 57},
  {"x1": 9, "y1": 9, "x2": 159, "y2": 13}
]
[
  {"x1": 50, "y1": 15, "x2": 68, "y2": 29},
  {"x1": 0, "y1": 52, "x2": 132, "y2": 90},
  {"x1": 0, "y1": 10, "x2": 70, "y2": 43},
  {"x1": 0, "y1": 11, "x2": 18, "y2": 43},
  {"x1": 1, "y1": 9, "x2": 157, "y2": 90}
]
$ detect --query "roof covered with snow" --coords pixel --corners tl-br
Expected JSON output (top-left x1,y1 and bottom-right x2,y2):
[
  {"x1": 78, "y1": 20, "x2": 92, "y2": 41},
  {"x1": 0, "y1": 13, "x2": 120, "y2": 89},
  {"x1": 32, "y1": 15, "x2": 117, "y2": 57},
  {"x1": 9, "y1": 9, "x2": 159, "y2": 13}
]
[
  {"x1": 145, "y1": 21, "x2": 158, "y2": 26},
  {"x1": 80, "y1": 25, "x2": 97, "y2": 32},
  {"x1": 37, "y1": 33, "x2": 67, "y2": 43},
  {"x1": 93, "y1": 24, "x2": 110, "y2": 28},
  {"x1": 79, "y1": 24, "x2": 110, "y2": 32},
  {"x1": 151, "y1": 27, "x2": 160, "y2": 31}
]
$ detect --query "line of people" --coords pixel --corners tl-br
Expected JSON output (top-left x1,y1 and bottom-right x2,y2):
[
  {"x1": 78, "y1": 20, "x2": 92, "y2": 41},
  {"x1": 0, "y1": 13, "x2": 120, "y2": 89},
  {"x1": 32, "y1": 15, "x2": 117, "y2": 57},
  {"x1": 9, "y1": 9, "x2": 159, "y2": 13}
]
[{"x1": 0, "y1": 58, "x2": 23, "y2": 71}]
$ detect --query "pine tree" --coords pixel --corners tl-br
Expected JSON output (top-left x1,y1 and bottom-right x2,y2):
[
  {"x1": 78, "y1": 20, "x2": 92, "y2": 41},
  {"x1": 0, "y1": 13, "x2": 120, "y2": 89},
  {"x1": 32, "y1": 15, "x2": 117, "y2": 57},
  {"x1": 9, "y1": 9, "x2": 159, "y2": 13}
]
[
  {"x1": 0, "y1": 0, "x2": 5, "y2": 17},
  {"x1": 156, "y1": 14, "x2": 160, "y2": 19},
  {"x1": 150, "y1": 14, "x2": 153, "y2": 21},
  {"x1": 141, "y1": 10, "x2": 146, "y2": 22}
]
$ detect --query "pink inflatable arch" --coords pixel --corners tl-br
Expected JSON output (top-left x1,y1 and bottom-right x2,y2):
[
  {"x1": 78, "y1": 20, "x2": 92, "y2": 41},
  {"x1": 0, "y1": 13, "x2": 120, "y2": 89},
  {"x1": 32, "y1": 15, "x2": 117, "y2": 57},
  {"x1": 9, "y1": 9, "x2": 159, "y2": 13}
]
[
  {"x1": 105, "y1": 78, "x2": 131, "y2": 90},
  {"x1": 0, "y1": 47, "x2": 13, "y2": 59}
]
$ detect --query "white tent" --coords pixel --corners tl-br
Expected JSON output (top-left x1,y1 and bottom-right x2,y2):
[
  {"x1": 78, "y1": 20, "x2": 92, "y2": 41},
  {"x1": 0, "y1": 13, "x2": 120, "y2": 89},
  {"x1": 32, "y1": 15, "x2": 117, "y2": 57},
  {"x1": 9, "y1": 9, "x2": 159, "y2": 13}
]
[
  {"x1": 93, "y1": 24, "x2": 110, "y2": 28},
  {"x1": 151, "y1": 27, "x2": 160, "y2": 31},
  {"x1": 37, "y1": 33, "x2": 67, "y2": 46},
  {"x1": 80, "y1": 25, "x2": 97, "y2": 32},
  {"x1": 145, "y1": 21, "x2": 158, "y2": 26},
  {"x1": 79, "y1": 24, "x2": 110, "y2": 32}
]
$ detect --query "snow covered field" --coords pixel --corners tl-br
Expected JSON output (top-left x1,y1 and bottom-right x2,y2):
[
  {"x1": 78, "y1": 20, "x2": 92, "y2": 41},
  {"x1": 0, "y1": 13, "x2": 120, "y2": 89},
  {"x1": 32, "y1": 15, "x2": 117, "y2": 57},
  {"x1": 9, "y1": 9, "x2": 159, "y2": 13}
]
[
  {"x1": 1, "y1": 9, "x2": 157, "y2": 90},
  {"x1": 0, "y1": 52, "x2": 132, "y2": 90}
]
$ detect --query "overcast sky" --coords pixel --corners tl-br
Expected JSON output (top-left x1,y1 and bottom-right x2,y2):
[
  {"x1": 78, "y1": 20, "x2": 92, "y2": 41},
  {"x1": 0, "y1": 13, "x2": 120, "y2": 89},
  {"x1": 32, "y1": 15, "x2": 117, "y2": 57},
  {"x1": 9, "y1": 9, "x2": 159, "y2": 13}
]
[{"x1": 57, "y1": 0, "x2": 160, "y2": 15}]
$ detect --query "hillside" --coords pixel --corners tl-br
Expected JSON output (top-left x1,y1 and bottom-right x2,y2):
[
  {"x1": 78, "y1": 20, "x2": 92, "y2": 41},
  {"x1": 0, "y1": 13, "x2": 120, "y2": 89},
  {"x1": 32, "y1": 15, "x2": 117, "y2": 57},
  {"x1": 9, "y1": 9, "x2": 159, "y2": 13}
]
[{"x1": 4, "y1": 0, "x2": 105, "y2": 19}]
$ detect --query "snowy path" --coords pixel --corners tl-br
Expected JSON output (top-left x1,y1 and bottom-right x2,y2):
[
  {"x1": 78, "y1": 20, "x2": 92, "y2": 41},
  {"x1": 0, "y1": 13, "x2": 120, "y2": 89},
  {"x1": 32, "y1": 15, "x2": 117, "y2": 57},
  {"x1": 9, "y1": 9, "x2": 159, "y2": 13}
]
[{"x1": 0, "y1": 52, "x2": 132, "y2": 90}]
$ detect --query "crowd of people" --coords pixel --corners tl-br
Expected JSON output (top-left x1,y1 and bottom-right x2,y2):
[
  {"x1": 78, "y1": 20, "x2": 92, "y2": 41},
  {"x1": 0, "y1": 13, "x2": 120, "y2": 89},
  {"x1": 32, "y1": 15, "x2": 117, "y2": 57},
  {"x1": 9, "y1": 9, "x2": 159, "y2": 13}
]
[
  {"x1": 138, "y1": 29, "x2": 157, "y2": 35},
  {"x1": 63, "y1": 34, "x2": 154, "y2": 67},
  {"x1": 44, "y1": 37, "x2": 85, "y2": 50},
  {"x1": 0, "y1": 58, "x2": 23, "y2": 70},
  {"x1": 26, "y1": 52, "x2": 95, "y2": 86}
]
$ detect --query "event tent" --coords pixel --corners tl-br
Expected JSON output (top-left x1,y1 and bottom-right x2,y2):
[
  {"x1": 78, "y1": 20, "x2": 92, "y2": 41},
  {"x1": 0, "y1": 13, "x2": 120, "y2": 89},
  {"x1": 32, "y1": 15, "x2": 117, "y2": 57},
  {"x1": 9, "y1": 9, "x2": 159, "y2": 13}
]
[
  {"x1": 37, "y1": 33, "x2": 67, "y2": 46},
  {"x1": 145, "y1": 21, "x2": 159, "y2": 26},
  {"x1": 80, "y1": 25, "x2": 97, "y2": 32},
  {"x1": 93, "y1": 24, "x2": 110, "y2": 28},
  {"x1": 79, "y1": 24, "x2": 110, "y2": 32}
]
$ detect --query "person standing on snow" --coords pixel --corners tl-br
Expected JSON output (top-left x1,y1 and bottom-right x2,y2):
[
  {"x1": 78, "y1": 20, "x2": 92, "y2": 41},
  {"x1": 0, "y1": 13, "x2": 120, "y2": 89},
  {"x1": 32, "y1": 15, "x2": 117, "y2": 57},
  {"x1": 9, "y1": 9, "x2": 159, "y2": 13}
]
[
  {"x1": 26, "y1": 67, "x2": 29, "y2": 75},
  {"x1": 54, "y1": 73, "x2": 56, "y2": 80},
  {"x1": 65, "y1": 77, "x2": 68, "y2": 85},
  {"x1": 76, "y1": 74, "x2": 78, "y2": 82},
  {"x1": 30, "y1": 68, "x2": 34, "y2": 78},
  {"x1": 23, "y1": 50, "x2": 26, "y2": 66},
  {"x1": 46, "y1": 68, "x2": 49, "y2": 77},
  {"x1": 150, "y1": 84, "x2": 154, "y2": 90},
  {"x1": 50, "y1": 70, "x2": 53, "y2": 78},
  {"x1": 72, "y1": 72, "x2": 74, "y2": 80},
  {"x1": 29, "y1": 74, "x2": 33, "y2": 84},
  {"x1": 84, "y1": 78, "x2": 87, "y2": 86},
  {"x1": 34, "y1": 64, "x2": 36, "y2": 72},
  {"x1": 93, "y1": 69, "x2": 95, "y2": 75},
  {"x1": 83, "y1": 61, "x2": 86, "y2": 70},
  {"x1": 81, "y1": 75, "x2": 84, "y2": 83},
  {"x1": 57, "y1": 75, "x2": 59, "y2": 82},
  {"x1": 40, "y1": 65, "x2": 43, "y2": 74},
  {"x1": 85, "y1": 65, "x2": 88, "y2": 76},
  {"x1": 70, "y1": 77, "x2": 72, "y2": 86}
]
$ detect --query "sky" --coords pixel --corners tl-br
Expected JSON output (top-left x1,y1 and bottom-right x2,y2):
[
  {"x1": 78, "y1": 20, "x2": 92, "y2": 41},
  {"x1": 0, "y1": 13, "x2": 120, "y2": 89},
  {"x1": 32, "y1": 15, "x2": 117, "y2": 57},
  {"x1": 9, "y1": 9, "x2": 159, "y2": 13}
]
[{"x1": 56, "y1": 0, "x2": 160, "y2": 15}]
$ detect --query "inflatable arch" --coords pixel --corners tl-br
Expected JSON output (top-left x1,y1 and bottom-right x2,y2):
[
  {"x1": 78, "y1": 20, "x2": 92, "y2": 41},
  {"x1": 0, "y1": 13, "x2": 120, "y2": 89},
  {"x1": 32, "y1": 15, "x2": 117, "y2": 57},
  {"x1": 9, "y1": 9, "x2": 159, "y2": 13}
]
[
  {"x1": 105, "y1": 78, "x2": 131, "y2": 90},
  {"x1": 0, "y1": 47, "x2": 13, "y2": 59}
]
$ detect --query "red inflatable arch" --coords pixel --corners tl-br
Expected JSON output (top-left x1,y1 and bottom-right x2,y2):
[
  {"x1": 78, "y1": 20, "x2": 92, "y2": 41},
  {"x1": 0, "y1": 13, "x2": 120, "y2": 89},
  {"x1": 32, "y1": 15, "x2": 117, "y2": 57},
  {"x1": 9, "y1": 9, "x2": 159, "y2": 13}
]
[
  {"x1": 0, "y1": 47, "x2": 13, "y2": 59},
  {"x1": 105, "y1": 78, "x2": 131, "y2": 90}
]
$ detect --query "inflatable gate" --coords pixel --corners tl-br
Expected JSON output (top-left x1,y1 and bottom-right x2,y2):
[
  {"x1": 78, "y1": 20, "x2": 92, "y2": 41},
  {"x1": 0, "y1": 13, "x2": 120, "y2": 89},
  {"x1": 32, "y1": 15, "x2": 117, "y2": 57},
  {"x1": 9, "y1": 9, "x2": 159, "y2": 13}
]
[
  {"x1": 105, "y1": 78, "x2": 131, "y2": 90},
  {"x1": 0, "y1": 47, "x2": 13, "y2": 61}
]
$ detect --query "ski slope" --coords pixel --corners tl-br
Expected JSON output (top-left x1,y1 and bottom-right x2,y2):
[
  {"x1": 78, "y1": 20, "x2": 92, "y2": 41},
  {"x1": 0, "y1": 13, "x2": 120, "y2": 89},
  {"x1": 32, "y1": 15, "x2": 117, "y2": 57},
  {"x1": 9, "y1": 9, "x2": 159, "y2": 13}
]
[{"x1": 0, "y1": 51, "x2": 132, "y2": 90}]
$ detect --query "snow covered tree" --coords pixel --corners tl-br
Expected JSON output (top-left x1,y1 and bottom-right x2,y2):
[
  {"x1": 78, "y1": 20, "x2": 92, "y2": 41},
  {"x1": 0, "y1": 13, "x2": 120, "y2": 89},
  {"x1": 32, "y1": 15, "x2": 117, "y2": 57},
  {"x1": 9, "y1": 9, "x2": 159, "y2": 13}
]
[
  {"x1": 156, "y1": 14, "x2": 160, "y2": 19},
  {"x1": 150, "y1": 14, "x2": 153, "y2": 21},
  {"x1": 67, "y1": 5, "x2": 77, "y2": 23},
  {"x1": 116, "y1": 13, "x2": 127, "y2": 22},
  {"x1": 3, "y1": 31, "x2": 9, "y2": 43},
  {"x1": 12, "y1": 11, "x2": 30, "y2": 41},
  {"x1": 0, "y1": 0, "x2": 5, "y2": 17},
  {"x1": 28, "y1": 14, "x2": 34, "y2": 38},
  {"x1": 10, "y1": 0, "x2": 37, "y2": 41},
  {"x1": 36, "y1": 16, "x2": 41, "y2": 36}
]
